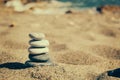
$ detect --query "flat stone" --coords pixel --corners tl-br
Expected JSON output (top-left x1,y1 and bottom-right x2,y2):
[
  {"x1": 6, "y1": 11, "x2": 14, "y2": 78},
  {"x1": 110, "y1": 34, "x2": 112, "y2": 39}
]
[
  {"x1": 29, "y1": 39, "x2": 49, "y2": 47},
  {"x1": 29, "y1": 53, "x2": 49, "y2": 62},
  {"x1": 28, "y1": 47, "x2": 49, "y2": 54},
  {"x1": 25, "y1": 59, "x2": 53, "y2": 67},
  {"x1": 29, "y1": 33, "x2": 45, "y2": 40}
]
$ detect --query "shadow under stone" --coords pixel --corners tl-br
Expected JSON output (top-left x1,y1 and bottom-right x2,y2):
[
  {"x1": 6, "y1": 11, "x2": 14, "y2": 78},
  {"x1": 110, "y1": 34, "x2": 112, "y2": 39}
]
[
  {"x1": 0, "y1": 62, "x2": 30, "y2": 69},
  {"x1": 108, "y1": 68, "x2": 120, "y2": 78}
]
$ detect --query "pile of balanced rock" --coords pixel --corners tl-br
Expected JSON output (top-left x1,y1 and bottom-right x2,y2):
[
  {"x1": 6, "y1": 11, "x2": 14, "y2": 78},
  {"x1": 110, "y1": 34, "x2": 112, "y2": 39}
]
[{"x1": 25, "y1": 33, "x2": 53, "y2": 67}]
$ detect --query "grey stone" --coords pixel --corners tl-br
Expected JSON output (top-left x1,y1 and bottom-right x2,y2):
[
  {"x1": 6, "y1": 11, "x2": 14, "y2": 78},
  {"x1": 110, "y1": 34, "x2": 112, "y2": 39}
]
[
  {"x1": 25, "y1": 59, "x2": 53, "y2": 67},
  {"x1": 29, "y1": 53, "x2": 49, "y2": 62}
]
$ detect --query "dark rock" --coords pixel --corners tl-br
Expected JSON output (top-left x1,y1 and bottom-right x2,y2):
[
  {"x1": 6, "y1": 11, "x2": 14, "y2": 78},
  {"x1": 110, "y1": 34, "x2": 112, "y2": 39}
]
[
  {"x1": 9, "y1": 24, "x2": 14, "y2": 28},
  {"x1": 66, "y1": 10, "x2": 72, "y2": 14},
  {"x1": 96, "y1": 5, "x2": 120, "y2": 14}
]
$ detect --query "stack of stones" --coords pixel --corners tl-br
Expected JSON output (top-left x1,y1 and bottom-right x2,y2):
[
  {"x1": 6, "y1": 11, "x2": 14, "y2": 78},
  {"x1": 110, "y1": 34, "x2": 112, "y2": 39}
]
[{"x1": 25, "y1": 33, "x2": 53, "y2": 67}]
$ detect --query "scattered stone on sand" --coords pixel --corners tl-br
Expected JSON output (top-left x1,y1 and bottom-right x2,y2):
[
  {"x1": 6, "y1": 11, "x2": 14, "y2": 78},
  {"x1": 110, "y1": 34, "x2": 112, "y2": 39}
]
[
  {"x1": 9, "y1": 24, "x2": 15, "y2": 27},
  {"x1": 108, "y1": 68, "x2": 120, "y2": 78},
  {"x1": 5, "y1": 0, "x2": 35, "y2": 12},
  {"x1": 96, "y1": 69, "x2": 120, "y2": 80},
  {"x1": 96, "y1": 5, "x2": 120, "y2": 14},
  {"x1": 4, "y1": 0, "x2": 72, "y2": 14},
  {"x1": 66, "y1": 10, "x2": 72, "y2": 14}
]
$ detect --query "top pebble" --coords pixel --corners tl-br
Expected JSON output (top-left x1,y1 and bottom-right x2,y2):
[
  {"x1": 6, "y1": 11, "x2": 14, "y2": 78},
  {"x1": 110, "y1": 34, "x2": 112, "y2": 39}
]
[{"x1": 29, "y1": 33, "x2": 45, "y2": 40}]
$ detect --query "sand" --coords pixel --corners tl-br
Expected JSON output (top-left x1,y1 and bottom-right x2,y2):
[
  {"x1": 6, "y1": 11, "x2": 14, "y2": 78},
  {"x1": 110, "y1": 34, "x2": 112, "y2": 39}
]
[{"x1": 0, "y1": 5, "x2": 120, "y2": 80}]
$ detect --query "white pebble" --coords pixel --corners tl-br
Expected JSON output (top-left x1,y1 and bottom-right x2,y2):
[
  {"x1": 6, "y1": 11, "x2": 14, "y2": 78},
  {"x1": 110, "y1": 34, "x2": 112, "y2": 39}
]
[
  {"x1": 30, "y1": 39, "x2": 49, "y2": 47},
  {"x1": 29, "y1": 33, "x2": 45, "y2": 40},
  {"x1": 28, "y1": 47, "x2": 49, "y2": 54}
]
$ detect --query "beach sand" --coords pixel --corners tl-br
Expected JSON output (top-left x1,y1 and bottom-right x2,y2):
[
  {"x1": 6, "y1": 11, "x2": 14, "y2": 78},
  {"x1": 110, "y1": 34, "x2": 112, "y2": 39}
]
[{"x1": 0, "y1": 5, "x2": 120, "y2": 80}]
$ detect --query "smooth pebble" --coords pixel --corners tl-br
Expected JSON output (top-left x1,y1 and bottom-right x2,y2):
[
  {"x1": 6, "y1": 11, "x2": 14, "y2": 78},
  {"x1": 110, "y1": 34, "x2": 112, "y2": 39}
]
[
  {"x1": 25, "y1": 60, "x2": 53, "y2": 67},
  {"x1": 28, "y1": 47, "x2": 49, "y2": 54},
  {"x1": 29, "y1": 54, "x2": 49, "y2": 62},
  {"x1": 29, "y1": 39, "x2": 49, "y2": 47},
  {"x1": 29, "y1": 33, "x2": 45, "y2": 40}
]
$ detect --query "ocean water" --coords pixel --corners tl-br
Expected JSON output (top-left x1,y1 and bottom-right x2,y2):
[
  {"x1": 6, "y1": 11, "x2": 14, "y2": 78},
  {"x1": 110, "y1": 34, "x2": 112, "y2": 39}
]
[{"x1": 58, "y1": 0, "x2": 120, "y2": 8}]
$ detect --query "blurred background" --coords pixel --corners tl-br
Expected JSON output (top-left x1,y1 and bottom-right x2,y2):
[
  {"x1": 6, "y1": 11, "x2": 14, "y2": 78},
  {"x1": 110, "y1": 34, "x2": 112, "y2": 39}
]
[{"x1": 0, "y1": 0, "x2": 120, "y2": 80}]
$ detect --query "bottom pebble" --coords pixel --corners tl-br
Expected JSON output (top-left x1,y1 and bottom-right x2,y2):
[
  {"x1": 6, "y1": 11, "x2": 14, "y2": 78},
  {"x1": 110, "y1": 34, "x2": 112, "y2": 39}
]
[{"x1": 25, "y1": 59, "x2": 54, "y2": 67}]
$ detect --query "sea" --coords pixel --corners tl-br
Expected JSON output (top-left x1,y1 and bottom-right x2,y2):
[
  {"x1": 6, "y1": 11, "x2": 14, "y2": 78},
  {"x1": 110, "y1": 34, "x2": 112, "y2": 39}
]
[{"x1": 58, "y1": 0, "x2": 120, "y2": 8}]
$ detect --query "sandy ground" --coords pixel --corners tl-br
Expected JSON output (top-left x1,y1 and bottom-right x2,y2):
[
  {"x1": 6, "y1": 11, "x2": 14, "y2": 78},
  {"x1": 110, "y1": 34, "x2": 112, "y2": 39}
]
[{"x1": 0, "y1": 5, "x2": 120, "y2": 80}]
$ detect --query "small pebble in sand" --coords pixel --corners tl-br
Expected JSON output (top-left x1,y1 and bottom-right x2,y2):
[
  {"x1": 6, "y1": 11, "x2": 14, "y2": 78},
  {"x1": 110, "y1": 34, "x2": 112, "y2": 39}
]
[
  {"x1": 9, "y1": 24, "x2": 15, "y2": 27},
  {"x1": 66, "y1": 10, "x2": 72, "y2": 14}
]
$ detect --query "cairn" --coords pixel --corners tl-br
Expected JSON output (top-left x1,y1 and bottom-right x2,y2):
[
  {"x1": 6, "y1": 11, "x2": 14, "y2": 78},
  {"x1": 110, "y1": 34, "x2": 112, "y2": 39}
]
[{"x1": 25, "y1": 33, "x2": 53, "y2": 67}]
